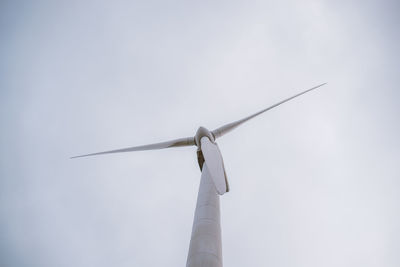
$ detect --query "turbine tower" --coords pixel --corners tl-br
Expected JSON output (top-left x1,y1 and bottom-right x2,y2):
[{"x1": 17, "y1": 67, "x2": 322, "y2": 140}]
[{"x1": 72, "y1": 83, "x2": 326, "y2": 267}]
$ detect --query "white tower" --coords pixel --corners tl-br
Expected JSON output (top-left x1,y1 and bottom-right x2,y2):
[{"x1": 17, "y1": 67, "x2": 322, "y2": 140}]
[{"x1": 187, "y1": 164, "x2": 223, "y2": 267}]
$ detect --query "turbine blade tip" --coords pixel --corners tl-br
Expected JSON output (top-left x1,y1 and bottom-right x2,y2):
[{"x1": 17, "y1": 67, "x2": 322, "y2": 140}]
[{"x1": 70, "y1": 154, "x2": 92, "y2": 159}]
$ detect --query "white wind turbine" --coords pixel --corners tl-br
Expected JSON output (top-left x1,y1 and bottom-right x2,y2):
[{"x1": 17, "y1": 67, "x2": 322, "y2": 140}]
[{"x1": 72, "y1": 83, "x2": 326, "y2": 267}]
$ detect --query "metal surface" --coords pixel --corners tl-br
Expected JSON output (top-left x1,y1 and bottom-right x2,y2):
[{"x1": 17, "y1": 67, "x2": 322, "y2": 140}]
[
  {"x1": 212, "y1": 83, "x2": 326, "y2": 139},
  {"x1": 187, "y1": 163, "x2": 222, "y2": 267},
  {"x1": 200, "y1": 137, "x2": 228, "y2": 195}
]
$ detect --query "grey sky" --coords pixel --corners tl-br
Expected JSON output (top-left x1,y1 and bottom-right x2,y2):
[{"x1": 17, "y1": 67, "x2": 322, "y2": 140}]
[{"x1": 1, "y1": 0, "x2": 399, "y2": 266}]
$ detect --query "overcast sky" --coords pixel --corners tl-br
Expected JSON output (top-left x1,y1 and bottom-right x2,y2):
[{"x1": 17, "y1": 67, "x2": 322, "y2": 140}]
[{"x1": 1, "y1": 0, "x2": 399, "y2": 266}]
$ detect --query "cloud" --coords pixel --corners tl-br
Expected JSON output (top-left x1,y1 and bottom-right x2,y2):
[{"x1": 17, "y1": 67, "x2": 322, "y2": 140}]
[{"x1": 1, "y1": 0, "x2": 399, "y2": 266}]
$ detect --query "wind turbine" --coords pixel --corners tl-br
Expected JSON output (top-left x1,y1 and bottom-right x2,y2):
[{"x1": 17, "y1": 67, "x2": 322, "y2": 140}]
[{"x1": 72, "y1": 83, "x2": 326, "y2": 267}]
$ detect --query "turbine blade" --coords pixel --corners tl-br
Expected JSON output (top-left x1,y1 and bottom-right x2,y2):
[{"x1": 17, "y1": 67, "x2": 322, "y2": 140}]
[
  {"x1": 71, "y1": 137, "x2": 195, "y2": 159},
  {"x1": 212, "y1": 83, "x2": 327, "y2": 139},
  {"x1": 200, "y1": 137, "x2": 229, "y2": 195}
]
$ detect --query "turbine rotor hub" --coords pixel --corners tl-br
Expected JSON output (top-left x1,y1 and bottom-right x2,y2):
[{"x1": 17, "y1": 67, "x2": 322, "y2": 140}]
[{"x1": 194, "y1": 127, "x2": 214, "y2": 148}]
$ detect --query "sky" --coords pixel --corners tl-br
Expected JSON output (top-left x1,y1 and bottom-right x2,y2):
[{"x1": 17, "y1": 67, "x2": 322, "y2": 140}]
[{"x1": 1, "y1": 0, "x2": 399, "y2": 266}]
